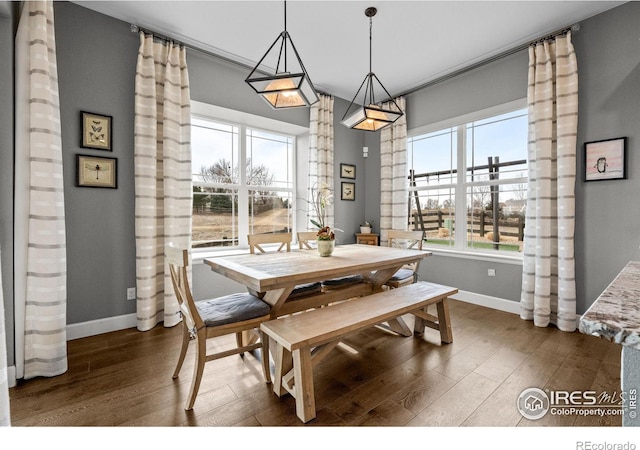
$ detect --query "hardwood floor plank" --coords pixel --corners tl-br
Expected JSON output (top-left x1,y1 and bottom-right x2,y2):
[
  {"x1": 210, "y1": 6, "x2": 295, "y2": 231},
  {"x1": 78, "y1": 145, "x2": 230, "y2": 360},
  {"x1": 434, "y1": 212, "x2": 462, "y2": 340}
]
[
  {"x1": 406, "y1": 372, "x2": 500, "y2": 426},
  {"x1": 473, "y1": 346, "x2": 529, "y2": 383},
  {"x1": 390, "y1": 369, "x2": 458, "y2": 415}
]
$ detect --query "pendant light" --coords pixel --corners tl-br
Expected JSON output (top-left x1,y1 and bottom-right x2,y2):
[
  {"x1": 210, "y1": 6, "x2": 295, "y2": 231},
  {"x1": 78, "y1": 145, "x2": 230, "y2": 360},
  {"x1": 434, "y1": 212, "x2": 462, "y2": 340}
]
[
  {"x1": 341, "y1": 7, "x2": 403, "y2": 131},
  {"x1": 245, "y1": 1, "x2": 319, "y2": 109}
]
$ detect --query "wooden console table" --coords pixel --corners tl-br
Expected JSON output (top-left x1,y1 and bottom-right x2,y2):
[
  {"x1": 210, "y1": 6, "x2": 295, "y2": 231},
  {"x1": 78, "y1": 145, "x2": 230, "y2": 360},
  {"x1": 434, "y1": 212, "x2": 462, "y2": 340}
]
[{"x1": 355, "y1": 233, "x2": 379, "y2": 245}]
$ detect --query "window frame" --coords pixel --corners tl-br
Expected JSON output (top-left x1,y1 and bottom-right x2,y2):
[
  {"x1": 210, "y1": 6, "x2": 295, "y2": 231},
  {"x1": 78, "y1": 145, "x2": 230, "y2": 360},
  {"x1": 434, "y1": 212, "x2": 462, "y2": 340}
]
[
  {"x1": 407, "y1": 98, "x2": 528, "y2": 261},
  {"x1": 190, "y1": 101, "x2": 308, "y2": 255}
]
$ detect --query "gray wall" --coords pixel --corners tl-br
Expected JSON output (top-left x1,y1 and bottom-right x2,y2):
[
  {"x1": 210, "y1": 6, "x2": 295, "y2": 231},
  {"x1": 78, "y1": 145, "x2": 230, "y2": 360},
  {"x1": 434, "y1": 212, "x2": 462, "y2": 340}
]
[
  {"x1": 56, "y1": 2, "x2": 139, "y2": 324},
  {"x1": 573, "y1": 2, "x2": 640, "y2": 312},
  {"x1": 0, "y1": 5, "x2": 14, "y2": 366},
  {"x1": 332, "y1": 96, "x2": 367, "y2": 244}
]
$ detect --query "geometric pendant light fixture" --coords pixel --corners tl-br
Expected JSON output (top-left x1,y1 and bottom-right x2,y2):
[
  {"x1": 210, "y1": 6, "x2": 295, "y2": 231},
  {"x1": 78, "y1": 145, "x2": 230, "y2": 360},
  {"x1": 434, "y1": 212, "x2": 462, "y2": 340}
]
[
  {"x1": 341, "y1": 6, "x2": 403, "y2": 131},
  {"x1": 245, "y1": 1, "x2": 319, "y2": 109}
]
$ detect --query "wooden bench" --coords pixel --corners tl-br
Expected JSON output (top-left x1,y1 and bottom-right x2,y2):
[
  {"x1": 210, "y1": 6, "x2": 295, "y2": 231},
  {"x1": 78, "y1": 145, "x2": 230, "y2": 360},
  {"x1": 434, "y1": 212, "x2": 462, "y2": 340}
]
[{"x1": 260, "y1": 281, "x2": 458, "y2": 423}]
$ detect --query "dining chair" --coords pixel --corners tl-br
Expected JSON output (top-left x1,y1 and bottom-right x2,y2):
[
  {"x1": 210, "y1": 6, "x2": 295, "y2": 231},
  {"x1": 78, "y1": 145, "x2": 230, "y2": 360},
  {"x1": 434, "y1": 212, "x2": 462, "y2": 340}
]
[
  {"x1": 248, "y1": 232, "x2": 322, "y2": 299},
  {"x1": 166, "y1": 243, "x2": 272, "y2": 411},
  {"x1": 297, "y1": 231, "x2": 319, "y2": 250},
  {"x1": 247, "y1": 232, "x2": 292, "y2": 254},
  {"x1": 296, "y1": 231, "x2": 364, "y2": 290},
  {"x1": 385, "y1": 230, "x2": 425, "y2": 288}
]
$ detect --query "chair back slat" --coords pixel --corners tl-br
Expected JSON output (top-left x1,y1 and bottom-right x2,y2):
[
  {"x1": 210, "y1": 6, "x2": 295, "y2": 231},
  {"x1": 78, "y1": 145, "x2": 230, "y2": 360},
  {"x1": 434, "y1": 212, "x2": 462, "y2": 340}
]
[
  {"x1": 387, "y1": 230, "x2": 425, "y2": 272},
  {"x1": 248, "y1": 233, "x2": 292, "y2": 254},
  {"x1": 297, "y1": 231, "x2": 318, "y2": 250},
  {"x1": 166, "y1": 243, "x2": 203, "y2": 333}
]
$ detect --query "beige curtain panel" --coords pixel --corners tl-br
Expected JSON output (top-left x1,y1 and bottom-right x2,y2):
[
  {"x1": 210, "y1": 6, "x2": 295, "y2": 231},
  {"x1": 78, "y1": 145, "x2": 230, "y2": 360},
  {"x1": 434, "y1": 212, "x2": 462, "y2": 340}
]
[
  {"x1": 14, "y1": 0, "x2": 68, "y2": 380},
  {"x1": 520, "y1": 32, "x2": 578, "y2": 332},
  {"x1": 134, "y1": 33, "x2": 192, "y2": 331},
  {"x1": 0, "y1": 247, "x2": 10, "y2": 426},
  {"x1": 307, "y1": 94, "x2": 335, "y2": 230},
  {"x1": 380, "y1": 97, "x2": 408, "y2": 246}
]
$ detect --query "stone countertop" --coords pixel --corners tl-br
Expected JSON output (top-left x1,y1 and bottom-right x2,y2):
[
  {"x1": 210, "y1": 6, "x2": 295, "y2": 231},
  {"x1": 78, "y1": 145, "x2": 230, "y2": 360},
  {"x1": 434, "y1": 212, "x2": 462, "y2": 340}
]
[{"x1": 579, "y1": 261, "x2": 640, "y2": 350}]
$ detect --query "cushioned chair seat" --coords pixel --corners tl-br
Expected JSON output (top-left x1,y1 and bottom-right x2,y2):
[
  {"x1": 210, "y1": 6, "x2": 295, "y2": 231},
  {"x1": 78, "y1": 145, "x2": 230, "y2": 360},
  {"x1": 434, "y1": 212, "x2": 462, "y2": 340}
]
[
  {"x1": 388, "y1": 268, "x2": 415, "y2": 282},
  {"x1": 288, "y1": 281, "x2": 323, "y2": 299},
  {"x1": 321, "y1": 274, "x2": 364, "y2": 288},
  {"x1": 196, "y1": 293, "x2": 270, "y2": 327}
]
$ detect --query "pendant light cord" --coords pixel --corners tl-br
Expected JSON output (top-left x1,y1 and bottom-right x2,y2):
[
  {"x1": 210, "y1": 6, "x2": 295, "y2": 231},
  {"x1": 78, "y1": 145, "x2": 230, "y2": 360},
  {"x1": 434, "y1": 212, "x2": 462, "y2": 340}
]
[{"x1": 283, "y1": 0, "x2": 287, "y2": 72}]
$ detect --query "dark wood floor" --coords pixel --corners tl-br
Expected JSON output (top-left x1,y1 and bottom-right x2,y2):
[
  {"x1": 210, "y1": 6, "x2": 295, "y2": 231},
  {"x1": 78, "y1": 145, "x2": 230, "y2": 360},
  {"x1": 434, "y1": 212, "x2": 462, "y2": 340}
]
[{"x1": 9, "y1": 299, "x2": 622, "y2": 427}]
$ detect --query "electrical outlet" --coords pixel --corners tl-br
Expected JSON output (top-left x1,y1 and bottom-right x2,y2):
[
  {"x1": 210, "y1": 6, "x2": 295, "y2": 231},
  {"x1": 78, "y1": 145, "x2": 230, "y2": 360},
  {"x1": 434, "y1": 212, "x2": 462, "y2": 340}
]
[
  {"x1": 127, "y1": 287, "x2": 136, "y2": 301},
  {"x1": 488, "y1": 269, "x2": 496, "y2": 277}
]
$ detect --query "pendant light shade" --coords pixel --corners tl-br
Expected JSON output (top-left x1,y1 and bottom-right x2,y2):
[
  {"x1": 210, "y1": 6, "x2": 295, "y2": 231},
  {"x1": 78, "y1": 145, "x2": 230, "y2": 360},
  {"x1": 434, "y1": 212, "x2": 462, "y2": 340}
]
[
  {"x1": 341, "y1": 7, "x2": 403, "y2": 131},
  {"x1": 245, "y1": 1, "x2": 318, "y2": 109}
]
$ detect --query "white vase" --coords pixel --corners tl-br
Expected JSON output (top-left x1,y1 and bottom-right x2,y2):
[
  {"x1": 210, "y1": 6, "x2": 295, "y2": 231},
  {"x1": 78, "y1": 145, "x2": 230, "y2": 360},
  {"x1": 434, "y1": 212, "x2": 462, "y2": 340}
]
[
  {"x1": 360, "y1": 226, "x2": 371, "y2": 234},
  {"x1": 317, "y1": 239, "x2": 335, "y2": 257}
]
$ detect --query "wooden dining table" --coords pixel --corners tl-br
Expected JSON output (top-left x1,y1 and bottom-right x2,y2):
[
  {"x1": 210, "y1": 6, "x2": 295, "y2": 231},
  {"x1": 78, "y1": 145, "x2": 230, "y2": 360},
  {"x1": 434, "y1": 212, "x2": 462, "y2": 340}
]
[{"x1": 204, "y1": 243, "x2": 432, "y2": 334}]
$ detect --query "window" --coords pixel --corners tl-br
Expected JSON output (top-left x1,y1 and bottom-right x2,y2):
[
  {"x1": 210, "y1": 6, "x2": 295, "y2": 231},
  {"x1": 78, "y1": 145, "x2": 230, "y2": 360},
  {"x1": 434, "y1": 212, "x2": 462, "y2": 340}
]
[
  {"x1": 407, "y1": 101, "x2": 528, "y2": 255},
  {"x1": 191, "y1": 107, "x2": 298, "y2": 249}
]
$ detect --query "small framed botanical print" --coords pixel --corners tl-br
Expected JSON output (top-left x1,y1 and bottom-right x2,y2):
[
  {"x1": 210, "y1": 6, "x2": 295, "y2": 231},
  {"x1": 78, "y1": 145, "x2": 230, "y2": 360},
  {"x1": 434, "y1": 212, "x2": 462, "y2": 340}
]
[
  {"x1": 340, "y1": 163, "x2": 356, "y2": 179},
  {"x1": 76, "y1": 154, "x2": 117, "y2": 188},
  {"x1": 341, "y1": 182, "x2": 355, "y2": 201},
  {"x1": 81, "y1": 111, "x2": 112, "y2": 150}
]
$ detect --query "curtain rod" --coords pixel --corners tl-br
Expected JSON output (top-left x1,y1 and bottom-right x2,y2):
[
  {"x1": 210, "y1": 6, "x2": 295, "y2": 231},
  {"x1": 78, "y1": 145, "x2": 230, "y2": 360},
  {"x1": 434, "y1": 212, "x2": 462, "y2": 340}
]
[
  {"x1": 397, "y1": 23, "x2": 580, "y2": 98},
  {"x1": 130, "y1": 23, "x2": 332, "y2": 97},
  {"x1": 130, "y1": 23, "x2": 259, "y2": 73}
]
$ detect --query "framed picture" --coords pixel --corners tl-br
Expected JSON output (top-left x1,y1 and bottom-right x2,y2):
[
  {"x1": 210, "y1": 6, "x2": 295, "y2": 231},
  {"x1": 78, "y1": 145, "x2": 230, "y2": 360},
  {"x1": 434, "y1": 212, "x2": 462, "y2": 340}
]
[
  {"x1": 341, "y1": 182, "x2": 355, "y2": 201},
  {"x1": 76, "y1": 154, "x2": 117, "y2": 188},
  {"x1": 584, "y1": 137, "x2": 627, "y2": 181},
  {"x1": 81, "y1": 111, "x2": 112, "y2": 150},
  {"x1": 340, "y1": 163, "x2": 356, "y2": 179}
]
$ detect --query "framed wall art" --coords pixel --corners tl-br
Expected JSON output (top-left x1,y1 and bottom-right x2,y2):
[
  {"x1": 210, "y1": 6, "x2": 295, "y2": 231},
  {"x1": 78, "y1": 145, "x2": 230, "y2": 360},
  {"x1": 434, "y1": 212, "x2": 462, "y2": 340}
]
[
  {"x1": 81, "y1": 111, "x2": 112, "y2": 150},
  {"x1": 76, "y1": 154, "x2": 117, "y2": 188},
  {"x1": 341, "y1": 182, "x2": 355, "y2": 201},
  {"x1": 340, "y1": 163, "x2": 356, "y2": 179},
  {"x1": 584, "y1": 137, "x2": 627, "y2": 182}
]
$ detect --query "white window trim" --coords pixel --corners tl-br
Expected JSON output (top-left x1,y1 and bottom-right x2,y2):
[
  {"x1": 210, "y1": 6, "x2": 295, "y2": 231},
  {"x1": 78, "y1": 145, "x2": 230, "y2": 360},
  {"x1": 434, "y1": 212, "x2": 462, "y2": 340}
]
[
  {"x1": 408, "y1": 98, "x2": 527, "y2": 262},
  {"x1": 190, "y1": 101, "x2": 309, "y2": 256}
]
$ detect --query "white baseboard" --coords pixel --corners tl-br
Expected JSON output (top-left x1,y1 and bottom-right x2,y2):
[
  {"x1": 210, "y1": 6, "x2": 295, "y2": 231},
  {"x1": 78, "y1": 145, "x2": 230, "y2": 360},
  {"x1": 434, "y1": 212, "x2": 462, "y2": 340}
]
[
  {"x1": 450, "y1": 290, "x2": 521, "y2": 315},
  {"x1": 66, "y1": 313, "x2": 137, "y2": 341},
  {"x1": 452, "y1": 290, "x2": 582, "y2": 327}
]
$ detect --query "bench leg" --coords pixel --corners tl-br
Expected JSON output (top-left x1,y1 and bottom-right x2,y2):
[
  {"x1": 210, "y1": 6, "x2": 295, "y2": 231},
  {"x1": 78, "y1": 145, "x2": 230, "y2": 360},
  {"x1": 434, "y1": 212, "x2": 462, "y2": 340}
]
[
  {"x1": 293, "y1": 347, "x2": 316, "y2": 423},
  {"x1": 383, "y1": 317, "x2": 413, "y2": 337},
  {"x1": 272, "y1": 342, "x2": 293, "y2": 397},
  {"x1": 436, "y1": 298, "x2": 453, "y2": 343}
]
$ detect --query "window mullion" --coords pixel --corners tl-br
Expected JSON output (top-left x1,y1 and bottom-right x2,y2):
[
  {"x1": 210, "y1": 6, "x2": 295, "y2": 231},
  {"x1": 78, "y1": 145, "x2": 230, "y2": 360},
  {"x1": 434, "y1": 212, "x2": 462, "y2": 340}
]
[
  {"x1": 238, "y1": 125, "x2": 249, "y2": 247},
  {"x1": 455, "y1": 125, "x2": 466, "y2": 250}
]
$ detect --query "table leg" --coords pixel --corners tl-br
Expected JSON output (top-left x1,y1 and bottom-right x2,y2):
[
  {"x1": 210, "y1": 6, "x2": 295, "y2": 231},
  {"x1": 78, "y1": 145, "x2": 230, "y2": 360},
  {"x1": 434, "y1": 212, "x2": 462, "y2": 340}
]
[
  {"x1": 370, "y1": 265, "x2": 413, "y2": 336},
  {"x1": 293, "y1": 347, "x2": 316, "y2": 423}
]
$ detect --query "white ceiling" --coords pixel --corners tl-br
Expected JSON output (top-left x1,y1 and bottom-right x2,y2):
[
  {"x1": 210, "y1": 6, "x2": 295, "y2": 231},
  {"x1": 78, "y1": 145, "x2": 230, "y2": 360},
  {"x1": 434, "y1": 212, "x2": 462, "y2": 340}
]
[{"x1": 74, "y1": 1, "x2": 624, "y2": 100}]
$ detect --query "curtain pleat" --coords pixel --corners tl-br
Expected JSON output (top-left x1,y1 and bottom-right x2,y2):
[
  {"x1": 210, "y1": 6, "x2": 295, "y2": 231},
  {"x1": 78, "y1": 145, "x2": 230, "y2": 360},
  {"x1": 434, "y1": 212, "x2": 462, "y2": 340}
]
[
  {"x1": 380, "y1": 97, "x2": 408, "y2": 246},
  {"x1": 14, "y1": 0, "x2": 68, "y2": 379},
  {"x1": 307, "y1": 94, "x2": 334, "y2": 229},
  {"x1": 0, "y1": 247, "x2": 9, "y2": 426},
  {"x1": 520, "y1": 32, "x2": 578, "y2": 332},
  {"x1": 134, "y1": 33, "x2": 192, "y2": 331}
]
